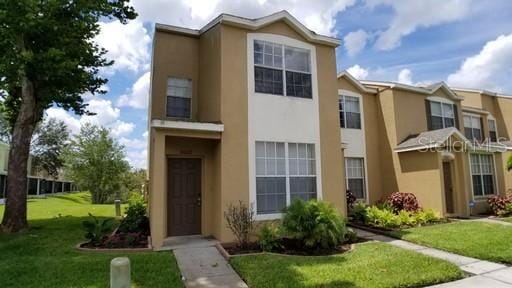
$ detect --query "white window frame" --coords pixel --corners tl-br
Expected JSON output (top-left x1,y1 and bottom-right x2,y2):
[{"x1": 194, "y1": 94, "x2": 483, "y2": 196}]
[
  {"x1": 165, "y1": 77, "x2": 192, "y2": 119},
  {"x1": 339, "y1": 95, "x2": 361, "y2": 129},
  {"x1": 252, "y1": 39, "x2": 313, "y2": 99},
  {"x1": 464, "y1": 113, "x2": 482, "y2": 141},
  {"x1": 253, "y1": 141, "x2": 319, "y2": 220},
  {"x1": 429, "y1": 99, "x2": 455, "y2": 129},
  {"x1": 345, "y1": 157, "x2": 366, "y2": 200},
  {"x1": 469, "y1": 153, "x2": 498, "y2": 200},
  {"x1": 488, "y1": 117, "x2": 498, "y2": 142}
]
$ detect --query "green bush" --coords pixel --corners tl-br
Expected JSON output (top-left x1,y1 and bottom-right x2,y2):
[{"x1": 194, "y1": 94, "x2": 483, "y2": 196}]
[
  {"x1": 365, "y1": 206, "x2": 401, "y2": 228},
  {"x1": 345, "y1": 227, "x2": 358, "y2": 244},
  {"x1": 82, "y1": 213, "x2": 116, "y2": 245},
  {"x1": 258, "y1": 223, "x2": 283, "y2": 252},
  {"x1": 282, "y1": 199, "x2": 347, "y2": 250},
  {"x1": 118, "y1": 199, "x2": 149, "y2": 235},
  {"x1": 351, "y1": 202, "x2": 367, "y2": 222}
]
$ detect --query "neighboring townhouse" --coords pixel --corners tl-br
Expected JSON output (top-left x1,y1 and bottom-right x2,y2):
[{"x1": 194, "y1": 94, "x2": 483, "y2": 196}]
[
  {"x1": 337, "y1": 73, "x2": 512, "y2": 217},
  {"x1": 147, "y1": 11, "x2": 346, "y2": 248}
]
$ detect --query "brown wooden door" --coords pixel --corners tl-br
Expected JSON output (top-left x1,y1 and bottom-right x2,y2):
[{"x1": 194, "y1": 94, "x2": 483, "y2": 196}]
[
  {"x1": 167, "y1": 158, "x2": 201, "y2": 236},
  {"x1": 443, "y1": 162, "x2": 455, "y2": 214}
]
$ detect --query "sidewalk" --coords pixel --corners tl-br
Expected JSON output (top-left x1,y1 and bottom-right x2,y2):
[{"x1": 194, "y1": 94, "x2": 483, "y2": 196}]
[
  {"x1": 354, "y1": 228, "x2": 512, "y2": 287},
  {"x1": 167, "y1": 236, "x2": 248, "y2": 288}
]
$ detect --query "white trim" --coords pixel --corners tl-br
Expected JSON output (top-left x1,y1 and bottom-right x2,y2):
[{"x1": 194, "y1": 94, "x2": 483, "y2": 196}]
[
  {"x1": 337, "y1": 72, "x2": 378, "y2": 94},
  {"x1": 156, "y1": 11, "x2": 340, "y2": 47},
  {"x1": 150, "y1": 119, "x2": 224, "y2": 132},
  {"x1": 452, "y1": 87, "x2": 512, "y2": 100},
  {"x1": 361, "y1": 80, "x2": 464, "y2": 100},
  {"x1": 427, "y1": 96, "x2": 454, "y2": 105},
  {"x1": 247, "y1": 33, "x2": 322, "y2": 220},
  {"x1": 344, "y1": 157, "x2": 369, "y2": 203},
  {"x1": 462, "y1": 106, "x2": 490, "y2": 115},
  {"x1": 469, "y1": 153, "x2": 499, "y2": 201}
]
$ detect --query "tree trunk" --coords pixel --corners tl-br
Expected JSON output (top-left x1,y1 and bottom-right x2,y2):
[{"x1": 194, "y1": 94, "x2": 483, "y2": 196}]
[{"x1": 1, "y1": 76, "x2": 38, "y2": 232}]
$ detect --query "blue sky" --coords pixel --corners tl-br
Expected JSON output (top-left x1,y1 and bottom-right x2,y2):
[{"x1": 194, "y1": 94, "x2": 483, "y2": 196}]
[{"x1": 46, "y1": 0, "x2": 512, "y2": 169}]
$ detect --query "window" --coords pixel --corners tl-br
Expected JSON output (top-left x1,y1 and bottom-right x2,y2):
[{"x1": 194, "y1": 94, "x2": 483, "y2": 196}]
[
  {"x1": 429, "y1": 101, "x2": 455, "y2": 130},
  {"x1": 288, "y1": 143, "x2": 316, "y2": 201},
  {"x1": 345, "y1": 158, "x2": 365, "y2": 199},
  {"x1": 464, "y1": 114, "x2": 482, "y2": 142},
  {"x1": 255, "y1": 141, "x2": 317, "y2": 214},
  {"x1": 166, "y1": 77, "x2": 192, "y2": 118},
  {"x1": 254, "y1": 40, "x2": 312, "y2": 98},
  {"x1": 470, "y1": 154, "x2": 495, "y2": 197},
  {"x1": 339, "y1": 95, "x2": 361, "y2": 129},
  {"x1": 488, "y1": 119, "x2": 498, "y2": 142}
]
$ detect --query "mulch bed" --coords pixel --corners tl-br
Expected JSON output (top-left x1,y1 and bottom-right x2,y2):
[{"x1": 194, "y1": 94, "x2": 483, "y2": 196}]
[{"x1": 348, "y1": 219, "x2": 451, "y2": 235}]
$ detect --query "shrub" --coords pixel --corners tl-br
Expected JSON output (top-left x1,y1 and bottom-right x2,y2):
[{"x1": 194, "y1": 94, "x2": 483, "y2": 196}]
[
  {"x1": 118, "y1": 199, "x2": 149, "y2": 235},
  {"x1": 488, "y1": 195, "x2": 512, "y2": 216},
  {"x1": 365, "y1": 206, "x2": 401, "y2": 228},
  {"x1": 344, "y1": 228, "x2": 358, "y2": 244},
  {"x1": 282, "y1": 199, "x2": 346, "y2": 250},
  {"x1": 386, "y1": 192, "x2": 420, "y2": 213},
  {"x1": 397, "y1": 210, "x2": 416, "y2": 226},
  {"x1": 258, "y1": 223, "x2": 283, "y2": 252},
  {"x1": 350, "y1": 202, "x2": 367, "y2": 223},
  {"x1": 82, "y1": 213, "x2": 115, "y2": 246},
  {"x1": 224, "y1": 201, "x2": 255, "y2": 249},
  {"x1": 346, "y1": 190, "x2": 357, "y2": 210}
]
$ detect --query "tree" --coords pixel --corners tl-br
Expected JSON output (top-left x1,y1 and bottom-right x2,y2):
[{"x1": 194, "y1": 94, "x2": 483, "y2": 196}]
[
  {"x1": 64, "y1": 124, "x2": 129, "y2": 204},
  {"x1": 31, "y1": 118, "x2": 69, "y2": 178},
  {"x1": 508, "y1": 154, "x2": 512, "y2": 172},
  {"x1": 0, "y1": 0, "x2": 136, "y2": 231}
]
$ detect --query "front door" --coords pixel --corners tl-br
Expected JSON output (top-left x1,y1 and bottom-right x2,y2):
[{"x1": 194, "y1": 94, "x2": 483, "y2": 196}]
[
  {"x1": 443, "y1": 162, "x2": 455, "y2": 214},
  {"x1": 167, "y1": 158, "x2": 201, "y2": 236}
]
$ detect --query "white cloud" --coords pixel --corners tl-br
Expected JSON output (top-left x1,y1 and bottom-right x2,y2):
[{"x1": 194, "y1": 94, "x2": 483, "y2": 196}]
[
  {"x1": 132, "y1": 0, "x2": 357, "y2": 36},
  {"x1": 346, "y1": 64, "x2": 369, "y2": 80},
  {"x1": 117, "y1": 72, "x2": 150, "y2": 109},
  {"x1": 367, "y1": 0, "x2": 472, "y2": 50},
  {"x1": 95, "y1": 19, "x2": 151, "y2": 73},
  {"x1": 344, "y1": 30, "x2": 368, "y2": 56},
  {"x1": 45, "y1": 99, "x2": 135, "y2": 138},
  {"x1": 397, "y1": 68, "x2": 413, "y2": 85},
  {"x1": 447, "y1": 34, "x2": 512, "y2": 92},
  {"x1": 121, "y1": 132, "x2": 148, "y2": 169}
]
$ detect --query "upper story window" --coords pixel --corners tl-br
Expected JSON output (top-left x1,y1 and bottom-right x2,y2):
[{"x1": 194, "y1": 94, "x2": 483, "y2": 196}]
[
  {"x1": 428, "y1": 101, "x2": 455, "y2": 130},
  {"x1": 166, "y1": 77, "x2": 192, "y2": 118},
  {"x1": 254, "y1": 40, "x2": 312, "y2": 99},
  {"x1": 464, "y1": 114, "x2": 482, "y2": 142},
  {"x1": 339, "y1": 95, "x2": 361, "y2": 129},
  {"x1": 488, "y1": 119, "x2": 498, "y2": 142}
]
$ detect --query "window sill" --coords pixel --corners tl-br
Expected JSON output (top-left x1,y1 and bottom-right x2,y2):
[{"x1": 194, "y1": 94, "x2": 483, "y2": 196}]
[
  {"x1": 255, "y1": 213, "x2": 283, "y2": 221},
  {"x1": 254, "y1": 92, "x2": 313, "y2": 101}
]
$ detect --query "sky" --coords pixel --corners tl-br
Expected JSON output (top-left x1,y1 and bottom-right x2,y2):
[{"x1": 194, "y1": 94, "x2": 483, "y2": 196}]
[{"x1": 46, "y1": 0, "x2": 512, "y2": 170}]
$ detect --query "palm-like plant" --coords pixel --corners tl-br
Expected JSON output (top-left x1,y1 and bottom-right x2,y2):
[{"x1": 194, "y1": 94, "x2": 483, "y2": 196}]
[{"x1": 507, "y1": 154, "x2": 512, "y2": 171}]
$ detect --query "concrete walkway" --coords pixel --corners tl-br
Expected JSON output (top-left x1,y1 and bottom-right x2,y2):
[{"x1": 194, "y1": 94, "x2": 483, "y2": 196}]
[
  {"x1": 167, "y1": 236, "x2": 248, "y2": 288},
  {"x1": 354, "y1": 228, "x2": 512, "y2": 287},
  {"x1": 464, "y1": 217, "x2": 512, "y2": 226}
]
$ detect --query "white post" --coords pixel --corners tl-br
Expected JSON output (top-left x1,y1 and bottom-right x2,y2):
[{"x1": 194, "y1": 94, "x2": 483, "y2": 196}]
[
  {"x1": 36, "y1": 179, "x2": 40, "y2": 195},
  {"x1": 110, "y1": 257, "x2": 130, "y2": 288}
]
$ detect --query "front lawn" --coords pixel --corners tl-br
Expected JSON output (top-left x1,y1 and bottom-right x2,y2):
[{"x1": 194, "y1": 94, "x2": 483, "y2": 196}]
[
  {"x1": 502, "y1": 217, "x2": 512, "y2": 223},
  {"x1": 390, "y1": 221, "x2": 512, "y2": 264},
  {"x1": 230, "y1": 242, "x2": 463, "y2": 288},
  {"x1": 0, "y1": 193, "x2": 183, "y2": 288}
]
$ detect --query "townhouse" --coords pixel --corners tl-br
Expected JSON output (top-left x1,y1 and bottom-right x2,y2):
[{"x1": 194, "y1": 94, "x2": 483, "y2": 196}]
[
  {"x1": 147, "y1": 11, "x2": 346, "y2": 248},
  {"x1": 147, "y1": 11, "x2": 512, "y2": 248},
  {"x1": 337, "y1": 73, "x2": 512, "y2": 217}
]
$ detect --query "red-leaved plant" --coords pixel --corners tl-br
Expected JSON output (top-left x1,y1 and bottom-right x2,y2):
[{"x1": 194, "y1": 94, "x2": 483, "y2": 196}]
[
  {"x1": 487, "y1": 195, "x2": 512, "y2": 216},
  {"x1": 386, "y1": 192, "x2": 420, "y2": 213}
]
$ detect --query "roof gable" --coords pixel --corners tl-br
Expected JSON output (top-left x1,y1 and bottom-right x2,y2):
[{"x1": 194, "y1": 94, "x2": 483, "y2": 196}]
[
  {"x1": 156, "y1": 11, "x2": 340, "y2": 47},
  {"x1": 338, "y1": 72, "x2": 378, "y2": 94}
]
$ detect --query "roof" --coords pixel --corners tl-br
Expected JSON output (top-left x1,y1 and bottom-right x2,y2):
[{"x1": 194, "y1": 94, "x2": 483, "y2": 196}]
[
  {"x1": 462, "y1": 106, "x2": 490, "y2": 115},
  {"x1": 360, "y1": 80, "x2": 464, "y2": 100},
  {"x1": 451, "y1": 87, "x2": 512, "y2": 100},
  {"x1": 395, "y1": 127, "x2": 471, "y2": 152},
  {"x1": 337, "y1": 71, "x2": 378, "y2": 94},
  {"x1": 155, "y1": 10, "x2": 341, "y2": 47}
]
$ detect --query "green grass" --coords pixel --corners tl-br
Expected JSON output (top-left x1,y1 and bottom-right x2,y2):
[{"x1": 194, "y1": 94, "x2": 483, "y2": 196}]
[
  {"x1": 502, "y1": 217, "x2": 512, "y2": 223},
  {"x1": 230, "y1": 242, "x2": 463, "y2": 288},
  {"x1": 0, "y1": 193, "x2": 183, "y2": 288},
  {"x1": 390, "y1": 221, "x2": 512, "y2": 264}
]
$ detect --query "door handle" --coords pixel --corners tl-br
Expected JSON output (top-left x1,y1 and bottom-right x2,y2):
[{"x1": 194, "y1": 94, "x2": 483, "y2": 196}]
[{"x1": 196, "y1": 197, "x2": 201, "y2": 207}]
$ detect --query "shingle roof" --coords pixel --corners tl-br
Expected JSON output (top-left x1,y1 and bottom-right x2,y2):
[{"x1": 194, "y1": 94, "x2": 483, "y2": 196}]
[{"x1": 395, "y1": 127, "x2": 469, "y2": 152}]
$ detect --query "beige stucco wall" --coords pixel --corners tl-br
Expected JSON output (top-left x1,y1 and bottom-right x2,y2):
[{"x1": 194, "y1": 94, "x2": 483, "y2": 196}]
[
  {"x1": 337, "y1": 77, "x2": 384, "y2": 203},
  {"x1": 149, "y1": 19, "x2": 345, "y2": 247}
]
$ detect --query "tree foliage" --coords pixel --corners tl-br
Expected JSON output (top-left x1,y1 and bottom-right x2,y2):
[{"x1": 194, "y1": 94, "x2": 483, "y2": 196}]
[
  {"x1": 31, "y1": 118, "x2": 69, "y2": 178},
  {"x1": 0, "y1": 0, "x2": 136, "y2": 231},
  {"x1": 64, "y1": 124, "x2": 129, "y2": 204},
  {"x1": 508, "y1": 154, "x2": 512, "y2": 172}
]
